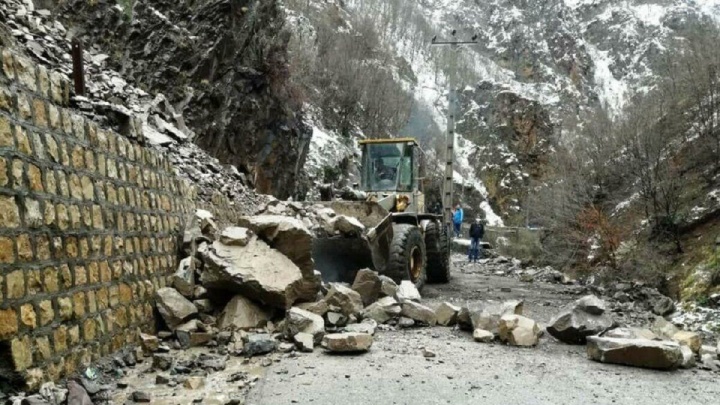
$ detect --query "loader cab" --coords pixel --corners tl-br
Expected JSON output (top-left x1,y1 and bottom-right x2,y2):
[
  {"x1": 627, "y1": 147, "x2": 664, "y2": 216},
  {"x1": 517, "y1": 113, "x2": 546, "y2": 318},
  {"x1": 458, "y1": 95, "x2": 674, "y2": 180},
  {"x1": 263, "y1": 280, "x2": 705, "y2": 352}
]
[
  {"x1": 360, "y1": 138, "x2": 421, "y2": 192},
  {"x1": 359, "y1": 138, "x2": 426, "y2": 213}
]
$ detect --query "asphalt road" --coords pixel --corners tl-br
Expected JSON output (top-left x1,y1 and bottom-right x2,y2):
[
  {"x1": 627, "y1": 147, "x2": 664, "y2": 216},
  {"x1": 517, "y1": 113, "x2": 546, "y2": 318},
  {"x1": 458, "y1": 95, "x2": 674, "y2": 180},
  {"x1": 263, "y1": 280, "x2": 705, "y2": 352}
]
[{"x1": 247, "y1": 257, "x2": 720, "y2": 405}]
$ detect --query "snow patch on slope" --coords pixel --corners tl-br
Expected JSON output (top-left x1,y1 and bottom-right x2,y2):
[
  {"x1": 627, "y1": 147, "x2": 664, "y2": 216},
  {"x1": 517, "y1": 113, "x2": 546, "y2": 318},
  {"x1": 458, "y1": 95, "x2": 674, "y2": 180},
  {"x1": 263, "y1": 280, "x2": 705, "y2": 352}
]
[{"x1": 585, "y1": 43, "x2": 628, "y2": 115}]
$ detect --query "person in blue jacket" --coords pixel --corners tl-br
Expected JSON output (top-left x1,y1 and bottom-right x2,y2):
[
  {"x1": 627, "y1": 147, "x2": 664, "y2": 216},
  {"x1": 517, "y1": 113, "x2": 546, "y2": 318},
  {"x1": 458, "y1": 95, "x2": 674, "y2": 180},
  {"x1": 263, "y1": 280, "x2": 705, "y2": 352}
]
[{"x1": 452, "y1": 204, "x2": 464, "y2": 238}]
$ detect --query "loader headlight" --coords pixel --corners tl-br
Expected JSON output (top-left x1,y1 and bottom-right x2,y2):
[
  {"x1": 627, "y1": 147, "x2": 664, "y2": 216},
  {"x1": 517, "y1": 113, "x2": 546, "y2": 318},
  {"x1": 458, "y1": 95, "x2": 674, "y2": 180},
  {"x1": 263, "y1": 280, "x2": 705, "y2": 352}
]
[{"x1": 395, "y1": 195, "x2": 409, "y2": 212}]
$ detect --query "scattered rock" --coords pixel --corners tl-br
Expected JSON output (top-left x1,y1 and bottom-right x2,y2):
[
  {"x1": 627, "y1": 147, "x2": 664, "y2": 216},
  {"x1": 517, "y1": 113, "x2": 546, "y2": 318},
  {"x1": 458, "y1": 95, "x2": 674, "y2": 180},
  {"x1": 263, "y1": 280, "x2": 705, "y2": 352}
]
[
  {"x1": 322, "y1": 333, "x2": 373, "y2": 353},
  {"x1": 401, "y1": 301, "x2": 437, "y2": 326},
  {"x1": 243, "y1": 334, "x2": 277, "y2": 357},
  {"x1": 363, "y1": 296, "x2": 402, "y2": 324},
  {"x1": 422, "y1": 348, "x2": 436, "y2": 358},
  {"x1": 39, "y1": 382, "x2": 67, "y2": 405},
  {"x1": 466, "y1": 300, "x2": 523, "y2": 335},
  {"x1": 325, "y1": 284, "x2": 364, "y2": 317},
  {"x1": 219, "y1": 227, "x2": 252, "y2": 246},
  {"x1": 351, "y1": 269, "x2": 382, "y2": 306},
  {"x1": 379, "y1": 276, "x2": 399, "y2": 298},
  {"x1": 330, "y1": 215, "x2": 365, "y2": 235},
  {"x1": 326, "y1": 311, "x2": 348, "y2": 327},
  {"x1": 66, "y1": 381, "x2": 92, "y2": 405},
  {"x1": 285, "y1": 307, "x2": 325, "y2": 344},
  {"x1": 498, "y1": 315, "x2": 541, "y2": 347},
  {"x1": 130, "y1": 391, "x2": 151, "y2": 403},
  {"x1": 398, "y1": 317, "x2": 415, "y2": 328},
  {"x1": 345, "y1": 319, "x2": 378, "y2": 335},
  {"x1": 680, "y1": 346, "x2": 696, "y2": 369},
  {"x1": 602, "y1": 327, "x2": 658, "y2": 340},
  {"x1": 396, "y1": 281, "x2": 421, "y2": 303},
  {"x1": 172, "y1": 257, "x2": 197, "y2": 298},
  {"x1": 291, "y1": 332, "x2": 312, "y2": 352},
  {"x1": 671, "y1": 331, "x2": 702, "y2": 354},
  {"x1": 183, "y1": 377, "x2": 206, "y2": 390},
  {"x1": 297, "y1": 300, "x2": 329, "y2": 316},
  {"x1": 473, "y1": 329, "x2": 494, "y2": 343},
  {"x1": 586, "y1": 337, "x2": 682, "y2": 370},
  {"x1": 200, "y1": 239, "x2": 314, "y2": 309},
  {"x1": 547, "y1": 295, "x2": 614, "y2": 344},
  {"x1": 152, "y1": 354, "x2": 173, "y2": 371},
  {"x1": 651, "y1": 317, "x2": 680, "y2": 339},
  {"x1": 155, "y1": 287, "x2": 198, "y2": 330},
  {"x1": 218, "y1": 295, "x2": 271, "y2": 330},
  {"x1": 651, "y1": 296, "x2": 676, "y2": 316},
  {"x1": 140, "y1": 333, "x2": 160, "y2": 354},
  {"x1": 435, "y1": 302, "x2": 460, "y2": 326}
]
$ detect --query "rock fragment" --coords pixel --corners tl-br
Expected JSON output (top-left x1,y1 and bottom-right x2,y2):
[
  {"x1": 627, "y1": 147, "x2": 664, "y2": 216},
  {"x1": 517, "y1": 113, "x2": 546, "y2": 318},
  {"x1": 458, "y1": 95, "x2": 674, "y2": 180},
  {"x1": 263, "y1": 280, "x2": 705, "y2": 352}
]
[
  {"x1": 379, "y1": 276, "x2": 398, "y2": 298},
  {"x1": 243, "y1": 334, "x2": 277, "y2": 357},
  {"x1": 294, "y1": 332, "x2": 314, "y2": 352},
  {"x1": 671, "y1": 331, "x2": 702, "y2": 354},
  {"x1": 172, "y1": 257, "x2": 197, "y2": 298},
  {"x1": 396, "y1": 281, "x2": 421, "y2": 303},
  {"x1": 547, "y1": 295, "x2": 614, "y2": 344},
  {"x1": 325, "y1": 284, "x2": 364, "y2": 316},
  {"x1": 363, "y1": 297, "x2": 401, "y2": 324},
  {"x1": 155, "y1": 288, "x2": 198, "y2": 330},
  {"x1": 218, "y1": 295, "x2": 271, "y2": 330},
  {"x1": 401, "y1": 301, "x2": 437, "y2": 326},
  {"x1": 219, "y1": 227, "x2": 252, "y2": 246},
  {"x1": 322, "y1": 333, "x2": 373, "y2": 353},
  {"x1": 435, "y1": 302, "x2": 460, "y2": 326},
  {"x1": 285, "y1": 307, "x2": 325, "y2": 344},
  {"x1": 498, "y1": 315, "x2": 541, "y2": 347},
  {"x1": 473, "y1": 329, "x2": 494, "y2": 343},
  {"x1": 586, "y1": 337, "x2": 682, "y2": 370},
  {"x1": 351, "y1": 269, "x2": 382, "y2": 306}
]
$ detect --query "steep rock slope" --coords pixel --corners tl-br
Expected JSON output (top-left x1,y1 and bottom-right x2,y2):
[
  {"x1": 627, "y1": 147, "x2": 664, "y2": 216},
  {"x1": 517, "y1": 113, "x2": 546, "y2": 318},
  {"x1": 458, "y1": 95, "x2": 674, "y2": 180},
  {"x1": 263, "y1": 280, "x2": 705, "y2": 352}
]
[{"x1": 56, "y1": 0, "x2": 311, "y2": 199}]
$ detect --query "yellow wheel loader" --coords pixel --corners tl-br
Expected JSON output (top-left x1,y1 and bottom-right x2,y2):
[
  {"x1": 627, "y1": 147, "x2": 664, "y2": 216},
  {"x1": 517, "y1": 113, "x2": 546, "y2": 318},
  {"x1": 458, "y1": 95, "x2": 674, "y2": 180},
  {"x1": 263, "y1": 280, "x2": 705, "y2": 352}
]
[{"x1": 312, "y1": 138, "x2": 451, "y2": 290}]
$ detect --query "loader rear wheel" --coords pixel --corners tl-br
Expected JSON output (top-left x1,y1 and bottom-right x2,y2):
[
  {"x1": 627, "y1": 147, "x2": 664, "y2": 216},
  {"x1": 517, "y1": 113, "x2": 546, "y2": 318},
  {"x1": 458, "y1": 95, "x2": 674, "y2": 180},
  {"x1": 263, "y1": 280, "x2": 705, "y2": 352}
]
[
  {"x1": 425, "y1": 221, "x2": 450, "y2": 283},
  {"x1": 386, "y1": 224, "x2": 426, "y2": 291}
]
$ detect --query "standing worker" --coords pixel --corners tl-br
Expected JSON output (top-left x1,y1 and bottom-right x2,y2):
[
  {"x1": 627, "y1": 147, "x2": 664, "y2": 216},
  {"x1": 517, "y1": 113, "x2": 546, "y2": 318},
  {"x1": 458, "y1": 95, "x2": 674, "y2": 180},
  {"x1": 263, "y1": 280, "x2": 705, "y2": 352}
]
[
  {"x1": 452, "y1": 203, "x2": 464, "y2": 238},
  {"x1": 468, "y1": 217, "x2": 484, "y2": 263}
]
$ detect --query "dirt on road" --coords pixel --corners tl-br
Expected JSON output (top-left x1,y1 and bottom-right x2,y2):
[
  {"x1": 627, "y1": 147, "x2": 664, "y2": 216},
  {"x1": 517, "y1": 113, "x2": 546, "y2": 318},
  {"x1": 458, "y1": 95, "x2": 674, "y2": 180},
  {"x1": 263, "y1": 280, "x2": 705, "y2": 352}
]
[{"x1": 246, "y1": 256, "x2": 720, "y2": 405}]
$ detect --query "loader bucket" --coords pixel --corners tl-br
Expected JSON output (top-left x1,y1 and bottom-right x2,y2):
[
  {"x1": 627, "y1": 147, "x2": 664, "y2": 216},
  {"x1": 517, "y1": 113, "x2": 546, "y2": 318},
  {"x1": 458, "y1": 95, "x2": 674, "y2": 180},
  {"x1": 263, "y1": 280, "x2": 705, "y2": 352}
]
[{"x1": 311, "y1": 201, "x2": 392, "y2": 283}]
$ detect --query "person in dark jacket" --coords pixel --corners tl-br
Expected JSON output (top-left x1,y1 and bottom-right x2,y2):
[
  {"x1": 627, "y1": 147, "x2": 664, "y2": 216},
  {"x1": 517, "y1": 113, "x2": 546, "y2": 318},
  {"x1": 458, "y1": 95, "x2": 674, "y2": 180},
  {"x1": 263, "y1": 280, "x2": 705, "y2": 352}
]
[{"x1": 468, "y1": 217, "x2": 484, "y2": 263}]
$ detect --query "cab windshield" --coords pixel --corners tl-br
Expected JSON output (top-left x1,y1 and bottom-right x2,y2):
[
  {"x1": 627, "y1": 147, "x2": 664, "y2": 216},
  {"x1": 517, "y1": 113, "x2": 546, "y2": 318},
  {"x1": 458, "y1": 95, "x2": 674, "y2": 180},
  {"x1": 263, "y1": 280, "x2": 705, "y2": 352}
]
[{"x1": 362, "y1": 142, "x2": 414, "y2": 192}]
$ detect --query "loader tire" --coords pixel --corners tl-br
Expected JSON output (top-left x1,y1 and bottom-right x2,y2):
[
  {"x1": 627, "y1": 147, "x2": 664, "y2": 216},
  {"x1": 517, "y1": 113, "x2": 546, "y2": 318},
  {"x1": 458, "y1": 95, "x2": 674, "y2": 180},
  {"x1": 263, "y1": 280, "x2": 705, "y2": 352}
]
[
  {"x1": 425, "y1": 221, "x2": 450, "y2": 283},
  {"x1": 386, "y1": 224, "x2": 426, "y2": 291}
]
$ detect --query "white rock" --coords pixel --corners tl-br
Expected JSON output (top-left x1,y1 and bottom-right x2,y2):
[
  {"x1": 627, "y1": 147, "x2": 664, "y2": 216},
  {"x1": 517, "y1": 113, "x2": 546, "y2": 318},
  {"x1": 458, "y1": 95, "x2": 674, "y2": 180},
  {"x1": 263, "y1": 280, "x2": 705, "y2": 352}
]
[
  {"x1": 473, "y1": 329, "x2": 494, "y2": 343},
  {"x1": 498, "y1": 315, "x2": 541, "y2": 347},
  {"x1": 218, "y1": 295, "x2": 271, "y2": 330},
  {"x1": 435, "y1": 302, "x2": 460, "y2": 326},
  {"x1": 401, "y1": 301, "x2": 437, "y2": 326},
  {"x1": 396, "y1": 281, "x2": 421, "y2": 303}
]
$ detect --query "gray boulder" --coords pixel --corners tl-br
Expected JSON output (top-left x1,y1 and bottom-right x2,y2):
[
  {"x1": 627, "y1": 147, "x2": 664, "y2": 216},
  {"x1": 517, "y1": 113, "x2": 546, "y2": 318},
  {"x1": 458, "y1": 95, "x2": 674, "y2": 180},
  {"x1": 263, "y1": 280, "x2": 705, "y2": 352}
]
[
  {"x1": 363, "y1": 297, "x2": 402, "y2": 324},
  {"x1": 602, "y1": 327, "x2": 658, "y2": 340},
  {"x1": 325, "y1": 284, "x2": 364, "y2": 316},
  {"x1": 396, "y1": 281, "x2": 421, "y2": 303},
  {"x1": 345, "y1": 319, "x2": 378, "y2": 335},
  {"x1": 219, "y1": 227, "x2": 252, "y2": 246},
  {"x1": 322, "y1": 333, "x2": 373, "y2": 353},
  {"x1": 435, "y1": 302, "x2": 460, "y2": 326},
  {"x1": 461, "y1": 300, "x2": 523, "y2": 335},
  {"x1": 200, "y1": 238, "x2": 316, "y2": 308},
  {"x1": 285, "y1": 307, "x2": 325, "y2": 344},
  {"x1": 586, "y1": 337, "x2": 683, "y2": 370},
  {"x1": 172, "y1": 257, "x2": 197, "y2": 298},
  {"x1": 243, "y1": 334, "x2": 277, "y2": 357},
  {"x1": 547, "y1": 295, "x2": 614, "y2": 344},
  {"x1": 218, "y1": 295, "x2": 271, "y2": 330},
  {"x1": 351, "y1": 269, "x2": 382, "y2": 306},
  {"x1": 155, "y1": 288, "x2": 198, "y2": 330},
  {"x1": 498, "y1": 315, "x2": 541, "y2": 347},
  {"x1": 379, "y1": 275, "x2": 399, "y2": 298},
  {"x1": 651, "y1": 316, "x2": 680, "y2": 339},
  {"x1": 401, "y1": 302, "x2": 437, "y2": 326}
]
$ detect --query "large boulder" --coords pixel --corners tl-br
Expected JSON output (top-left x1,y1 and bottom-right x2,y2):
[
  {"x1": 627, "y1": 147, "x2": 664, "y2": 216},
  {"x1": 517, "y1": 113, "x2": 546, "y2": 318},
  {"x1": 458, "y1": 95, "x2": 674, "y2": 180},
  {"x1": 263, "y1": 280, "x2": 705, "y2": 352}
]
[
  {"x1": 586, "y1": 337, "x2": 683, "y2": 370},
  {"x1": 322, "y1": 333, "x2": 373, "y2": 353},
  {"x1": 547, "y1": 295, "x2": 614, "y2": 344},
  {"x1": 651, "y1": 317, "x2": 680, "y2": 339},
  {"x1": 243, "y1": 334, "x2": 277, "y2": 357},
  {"x1": 363, "y1": 297, "x2": 402, "y2": 324},
  {"x1": 680, "y1": 346, "x2": 696, "y2": 369},
  {"x1": 172, "y1": 257, "x2": 198, "y2": 298},
  {"x1": 218, "y1": 295, "x2": 271, "y2": 330},
  {"x1": 352, "y1": 269, "x2": 382, "y2": 306},
  {"x1": 435, "y1": 302, "x2": 461, "y2": 326},
  {"x1": 379, "y1": 276, "x2": 398, "y2": 298},
  {"x1": 602, "y1": 327, "x2": 658, "y2": 340},
  {"x1": 155, "y1": 288, "x2": 198, "y2": 330},
  {"x1": 401, "y1": 302, "x2": 437, "y2": 326},
  {"x1": 285, "y1": 307, "x2": 325, "y2": 344},
  {"x1": 672, "y1": 331, "x2": 702, "y2": 354},
  {"x1": 461, "y1": 300, "x2": 523, "y2": 335},
  {"x1": 219, "y1": 227, "x2": 252, "y2": 247},
  {"x1": 236, "y1": 215, "x2": 314, "y2": 277},
  {"x1": 396, "y1": 281, "x2": 421, "y2": 303},
  {"x1": 200, "y1": 238, "x2": 316, "y2": 308},
  {"x1": 325, "y1": 284, "x2": 364, "y2": 317},
  {"x1": 498, "y1": 315, "x2": 541, "y2": 347}
]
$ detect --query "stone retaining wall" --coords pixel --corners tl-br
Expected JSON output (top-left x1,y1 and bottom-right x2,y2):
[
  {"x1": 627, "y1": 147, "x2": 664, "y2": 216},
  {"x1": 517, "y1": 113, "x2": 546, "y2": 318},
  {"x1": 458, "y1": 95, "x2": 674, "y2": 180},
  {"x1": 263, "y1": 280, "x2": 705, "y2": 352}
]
[{"x1": 0, "y1": 47, "x2": 197, "y2": 389}]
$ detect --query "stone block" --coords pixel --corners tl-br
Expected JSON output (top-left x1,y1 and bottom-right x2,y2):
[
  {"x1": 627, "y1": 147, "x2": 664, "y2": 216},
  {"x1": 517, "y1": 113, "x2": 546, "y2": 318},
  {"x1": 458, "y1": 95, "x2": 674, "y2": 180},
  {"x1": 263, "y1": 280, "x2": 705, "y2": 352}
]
[
  {"x1": 6, "y1": 270, "x2": 25, "y2": 299},
  {"x1": 57, "y1": 297, "x2": 72, "y2": 321},
  {"x1": 73, "y1": 292, "x2": 86, "y2": 318},
  {"x1": 32, "y1": 98, "x2": 47, "y2": 127},
  {"x1": 49, "y1": 71, "x2": 63, "y2": 104},
  {"x1": 0, "y1": 86, "x2": 12, "y2": 113},
  {"x1": 43, "y1": 267, "x2": 59, "y2": 293},
  {"x1": 36, "y1": 236, "x2": 50, "y2": 261},
  {"x1": 11, "y1": 159, "x2": 23, "y2": 189},
  {"x1": 23, "y1": 198, "x2": 42, "y2": 228},
  {"x1": 0, "y1": 308, "x2": 18, "y2": 339},
  {"x1": 35, "y1": 336, "x2": 52, "y2": 361},
  {"x1": 74, "y1": 265, "x2": 86, "y2": 285},
  {"x1": 17, "y1": 93, "x2": 32, "y2": 121},
  {"x1": 38, "y1": 300, "x2": 54, "y2": 327},
  {"x1": 11, "y1": 335, "x2": 32, "y2": 371},
  {"x1": 26, "y1": 269, "x2": 42, "y2": 295},
  {"x1": 83, "y1": 318, "x2": 97, "y2": 341},
  {"x1": 0, "y1": 237, "x2": 14, "y2": 263},
  {"x1": 28, "y1": 164, "x2": 43, "y2": 192},
  {"x1": 1, "y1": 49, "x2": 14, "y2": 78},
  {"x1": 68, "y1": 325, "x2": 80, "y2": 346},
  {"x1": 48, "y1": 103, "x2": 60, "y2": 129},
  {"x1": 0, "y1": 115, "x2": 12, "y2": 147},
  {"x1": 53, "y1": 325, "x2": 67, "y2": 353},
  {"x1": 17, "y1": 234, "x2": 33, "y2": 261},
  {"x1": 37, "y1": 66, "x2": 49, "y2": 97},
  {"x1": 14, "y1": 55, "x2": 37, "y2": 91},
  {"x1": 0, "y1": 195, "x2": 20, "y2": 228},
  {"x1": 0, "y1": 157, "x2": 7, "y2": 186},
  {"x1": 20, "y1": 304, "x2": 36, "y2": 329}
]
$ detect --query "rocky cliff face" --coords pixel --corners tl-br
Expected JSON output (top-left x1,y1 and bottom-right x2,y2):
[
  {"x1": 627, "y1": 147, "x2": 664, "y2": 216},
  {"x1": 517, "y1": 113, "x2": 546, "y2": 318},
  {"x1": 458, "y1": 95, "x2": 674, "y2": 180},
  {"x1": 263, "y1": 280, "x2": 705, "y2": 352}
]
[{"x1": 56, "y1": 0, "x2": 310, "y2": 199}]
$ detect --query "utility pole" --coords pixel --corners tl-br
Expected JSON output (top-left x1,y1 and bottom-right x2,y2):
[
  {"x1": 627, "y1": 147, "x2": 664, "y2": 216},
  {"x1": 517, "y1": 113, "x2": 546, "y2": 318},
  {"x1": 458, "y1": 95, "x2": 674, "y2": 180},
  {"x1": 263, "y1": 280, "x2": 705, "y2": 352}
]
[{"x1": 431, "y1": 33, "x2": 478, "y2": 240}]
